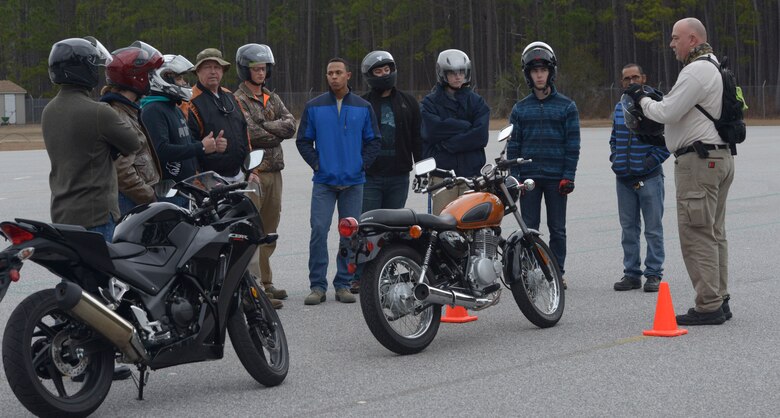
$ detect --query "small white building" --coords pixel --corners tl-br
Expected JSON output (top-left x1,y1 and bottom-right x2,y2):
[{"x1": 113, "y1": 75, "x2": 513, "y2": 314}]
[{"x1": 0, "y1": 80, "x2": 27, "y2": 125}]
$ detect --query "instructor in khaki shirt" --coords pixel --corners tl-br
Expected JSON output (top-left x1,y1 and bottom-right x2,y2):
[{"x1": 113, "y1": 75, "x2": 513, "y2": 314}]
[{"x1": 626, "y1": 17, "x2": 734, "y2": 326}]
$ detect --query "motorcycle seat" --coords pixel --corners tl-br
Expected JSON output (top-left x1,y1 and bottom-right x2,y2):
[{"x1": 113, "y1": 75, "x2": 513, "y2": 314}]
[
  {"x1": 106, "y1": 242, "x2": 146, "y2": 259},
  {"x1": 360, "y1": 209, "x2": 457, "y2": 231}
]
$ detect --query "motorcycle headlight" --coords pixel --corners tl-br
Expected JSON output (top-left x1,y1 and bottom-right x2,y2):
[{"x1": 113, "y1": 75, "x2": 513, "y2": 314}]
[{"x1": 504, "y1": 176, "x2": 521, "y2": 203}]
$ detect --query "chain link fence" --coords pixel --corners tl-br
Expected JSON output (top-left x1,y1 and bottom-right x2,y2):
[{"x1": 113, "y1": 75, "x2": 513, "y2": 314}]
[{"x1": 24, "y1": 85, "x2": 780, "y2": 124}]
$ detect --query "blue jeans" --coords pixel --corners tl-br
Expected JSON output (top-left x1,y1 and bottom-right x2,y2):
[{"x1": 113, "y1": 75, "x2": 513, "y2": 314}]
[
  {"x1": 309, "y1": 183, "x2": 363, "y2": 292},
  {"x1": 118, "y1": 192, "x2": 138, "y2": 217},
  {"x1": 362, "y1": 174, "x2": 410, "y2": 212},
  {"x1": 616, "y1": 175, "x2": 665, "y2": 279},
  {"x1": 87, "y1": 216, "x2": 116, "y2": 242},
  {"x1": 519, "y1": 178, "x2": 568, "y2": 275}
]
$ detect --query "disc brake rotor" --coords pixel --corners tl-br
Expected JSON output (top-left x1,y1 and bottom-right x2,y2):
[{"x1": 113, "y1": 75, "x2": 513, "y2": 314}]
[{"x1": 50, "y1": 331, "x2": 89, "y2": 377}]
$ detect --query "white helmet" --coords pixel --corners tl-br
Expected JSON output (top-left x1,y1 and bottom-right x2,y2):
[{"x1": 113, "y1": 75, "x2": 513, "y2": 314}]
[
  {"x1": 149, "y1": 54, "x2": 195, "y2": 102},
  {"x1": 435, "y1": 49, "x2": 471, "y2": 87}
]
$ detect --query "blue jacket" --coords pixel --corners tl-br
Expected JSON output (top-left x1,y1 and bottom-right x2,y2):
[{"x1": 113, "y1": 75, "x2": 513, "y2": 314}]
[
  {"x1": 421, "y1": 85, "x2": 490, "y2": 177},
  {"x1": 296, "y1": 90, "x2": 381, "y2": 186},
  {"x1": 507, "y1": 87, "x2": 580, "y2": 181},
  {"x1": 609, "y1": 103, "x2": 670, "y2": 182}
]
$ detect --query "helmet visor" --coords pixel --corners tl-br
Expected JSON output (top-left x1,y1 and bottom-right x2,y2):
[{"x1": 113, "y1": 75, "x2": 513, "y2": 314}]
[{"x1": 83, "y1": 36, "x2": 112, "y2": 66}]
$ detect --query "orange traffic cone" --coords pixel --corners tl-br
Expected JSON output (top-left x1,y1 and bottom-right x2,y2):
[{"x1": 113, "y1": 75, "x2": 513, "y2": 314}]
[
  {"x1": 441, "y1": 305, "x2": 478, "y2": 323},
  {"x1": 643, "y1": 281, "x2": 688, "y2": 337}
]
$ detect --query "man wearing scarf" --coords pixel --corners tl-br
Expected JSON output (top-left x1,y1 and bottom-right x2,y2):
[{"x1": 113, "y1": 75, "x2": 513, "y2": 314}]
[{"x1": 624, "y1": 17, "x2": 734, "y2": 326}]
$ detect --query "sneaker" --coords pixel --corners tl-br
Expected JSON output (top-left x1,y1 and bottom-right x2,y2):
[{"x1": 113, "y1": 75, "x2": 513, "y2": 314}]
[
  {"x1": 676, "y1": 307, "x2": 726, "y2": 325},
  {"x1": 562, "y1": 277, "x2": 568, "y2": 290},
  {"x1": 614, "y1": 276, "x2": 641, "y2": 291},
  {"x1": 335, "y1": 288, "x2": 356, "y2": 303},
  {"x1": 722, "y1": 296, "x2": 732, "y2": 320},
  {"x1": 265, "y1": 286, "x2": 288, "y2": 300},
  {"x1": 643, "y1": 276, "x2": 661, "y2": 293},
  {"x1": 270, "y1": 298, "x2": 284, "y2": 310},
  {"x1": 349, "y1": 280, "x2": 360, "y2": 294},
  {"x1": 304, "y1": 289, "x2": 326, "y2": 305}
]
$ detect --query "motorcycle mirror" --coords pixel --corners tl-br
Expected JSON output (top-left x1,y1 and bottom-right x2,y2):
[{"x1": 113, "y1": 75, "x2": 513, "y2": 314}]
[
  {"x1": 414, "y1": 158, "x2": 437, "y2": 176},
  {"x1": 153, "y1": 179, "x2": 176, "y2": 199},
  {"x1": 244, "y1": 150, "x2": 265, "y2": 172},
  {"x1": 497, "y1": 125, "x2": 513, "y2": 142}
]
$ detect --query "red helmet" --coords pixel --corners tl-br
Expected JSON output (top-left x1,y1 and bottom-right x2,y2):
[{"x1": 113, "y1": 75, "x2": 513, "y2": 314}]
[{"x1": 106, "y1": 43, "x2": 163, "y2": 96}]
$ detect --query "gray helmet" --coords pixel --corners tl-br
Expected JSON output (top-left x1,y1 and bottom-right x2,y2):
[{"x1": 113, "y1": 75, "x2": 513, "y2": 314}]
[
  {"x1": 149, "y1": 54, "x2": 195, "y2": 102},
  {"x1": 236, "y1": 43, "x2": 275, "y2": 84},
  {"x1": 521, "y1": 41, "x2": 557, "y2": 89},
  {"x1": 48, "y1": 37, "x2": 112, "y2": 89},
  {"x1": 435, "y1": 49, "x2": 471, "y2": 87},
  {"x1": 361, "y1": 50, "x2": 396, "y2": 92}
]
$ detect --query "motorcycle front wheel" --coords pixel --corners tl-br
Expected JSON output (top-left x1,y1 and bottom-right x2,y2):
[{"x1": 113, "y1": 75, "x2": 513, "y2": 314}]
[
  {"x1": 509, "y1": 235, "x2": 565, "y2": 328},
  {"x1": 360, "y1": 244, "x2": 441, "y2": 355},
  {"x1": 227, "y1": 276, "x2": 289, "y2": 387},
  {"x1": 2, "y1": 289, "x2": 115, "y2": 417}
]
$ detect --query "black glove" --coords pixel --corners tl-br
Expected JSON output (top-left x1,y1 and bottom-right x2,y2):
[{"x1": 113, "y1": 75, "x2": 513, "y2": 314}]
[
  {"x1": 558, "y1": 179, "x2": 575, "y2": 195},
  {"x1": 624, "y1": 83, "x2": 646, "y2": 104},
  {"x1": 636, "y1": 134, "x2": 666, "y2": 147}
]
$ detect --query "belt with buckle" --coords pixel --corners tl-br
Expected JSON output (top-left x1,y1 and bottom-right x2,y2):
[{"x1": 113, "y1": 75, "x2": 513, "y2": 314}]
[{"x1": 674, "y1": 143, "x2": 729, "y2": 158}]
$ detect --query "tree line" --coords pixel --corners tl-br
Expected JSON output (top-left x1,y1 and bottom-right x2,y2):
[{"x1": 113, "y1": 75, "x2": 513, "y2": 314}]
[{"x1": 1, "y1": 0, "x2": 778, "y2": 118}]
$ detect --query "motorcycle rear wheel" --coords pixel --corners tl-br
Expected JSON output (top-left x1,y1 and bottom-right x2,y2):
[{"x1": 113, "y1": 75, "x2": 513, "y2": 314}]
[
  {"x1": 227, "y1": 276, "x2": 289, "y2": 387},
  {"x1": 360, "y1": 244, "x2": 441, "y2": 355},
  {"x1": 2, "y1": 289, "x2": 114, "y2": 417},
  {"x1": 510, "y1": 235, "x2": 565, "y2": 328}
]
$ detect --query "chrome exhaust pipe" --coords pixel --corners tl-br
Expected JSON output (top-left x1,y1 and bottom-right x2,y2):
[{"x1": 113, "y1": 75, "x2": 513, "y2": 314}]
[
  {"x1": 413, "y1": 283, "x2": 491, "y2": 310},
  {"x1": 55, "y1": 282, "x2": 148, "y2": 363}
]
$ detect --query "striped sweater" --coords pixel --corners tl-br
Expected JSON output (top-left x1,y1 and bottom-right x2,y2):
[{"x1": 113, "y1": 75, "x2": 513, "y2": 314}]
[
  {"x1": 609, "y1": 103, "x2": 670, "y2": 182},
  {"x1": 507, "y1": 88, "x2": 580, "y2": 181}
]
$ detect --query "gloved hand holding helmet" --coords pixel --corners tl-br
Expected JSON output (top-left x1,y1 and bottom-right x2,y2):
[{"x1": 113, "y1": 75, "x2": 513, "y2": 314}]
[
  {"x1": 621, "y1": 85, "x2": 665, "y2": 146},
  {"x1": 361, "y1": 50, "x2": 396, "y2": 92}
]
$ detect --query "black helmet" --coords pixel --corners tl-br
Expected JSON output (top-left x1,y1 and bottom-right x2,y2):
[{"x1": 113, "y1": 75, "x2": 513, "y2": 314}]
[
  {"x1": 361, "y1": 50, "x2": 397, "y2": 92},
  {"x1": 621, "y1": 85, "x2": 664, "y2": 137},
  {"x1": 236, "y1": 43, "x2": 275, "y2": 84},
  {"x1": 521, "y1": 41, "x2": 557, "y2": 89},
  {"x1": 435, "y1": 49, "x2": 471, "y2": 88},
  {"x1": 48, "y1": 37, "x2": 112, "y2": 89}
]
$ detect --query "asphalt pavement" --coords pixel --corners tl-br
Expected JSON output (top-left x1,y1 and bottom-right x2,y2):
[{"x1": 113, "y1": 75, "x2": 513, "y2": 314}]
[{"x1": 0, "y1": 127, "x2": 778, "y2": 417}]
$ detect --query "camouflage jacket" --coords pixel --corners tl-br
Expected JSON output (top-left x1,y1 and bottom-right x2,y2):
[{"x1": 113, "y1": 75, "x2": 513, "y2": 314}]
[{"x1": 234, "y1": 83, "x2": 297, "y2": 172}]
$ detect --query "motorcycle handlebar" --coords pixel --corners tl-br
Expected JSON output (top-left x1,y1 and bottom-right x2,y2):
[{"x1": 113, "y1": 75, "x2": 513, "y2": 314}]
[
  {"x1": 496, "y1": 157, "x2": 531, "y2": 170},
  {"x1": 210, "y1": 181, "x2": 248, "y2": 198}
]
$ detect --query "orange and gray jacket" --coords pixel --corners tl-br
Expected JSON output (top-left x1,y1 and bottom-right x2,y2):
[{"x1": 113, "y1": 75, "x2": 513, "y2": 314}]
[{"x1": 234, "y1": 83, "x2": 297, "y2": 172}]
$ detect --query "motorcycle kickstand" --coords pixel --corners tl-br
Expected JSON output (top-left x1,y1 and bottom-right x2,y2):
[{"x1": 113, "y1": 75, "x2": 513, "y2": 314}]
[{"x1": 133, "y1": 364, "x2": 149, "y2": 400}]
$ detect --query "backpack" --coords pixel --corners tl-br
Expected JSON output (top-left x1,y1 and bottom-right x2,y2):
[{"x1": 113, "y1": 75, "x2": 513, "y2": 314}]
[{"x1": 695, "y1": 56, "x2": 747, "y2": 153}]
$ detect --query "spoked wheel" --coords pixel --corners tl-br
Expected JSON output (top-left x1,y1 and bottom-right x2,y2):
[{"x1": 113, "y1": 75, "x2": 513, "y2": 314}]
[
  {"x1": 360, "y1": 244, "x2": 441, "y2": 355},
  {"x1": 509, "y1": 235, "x2": 565, "y2": 328},
  {"x1": 2, "y1": 289, "x2": 114, "y2": 417},
  {"x1": 227, "y1": 275, "x2": 289, "y2": 387}
]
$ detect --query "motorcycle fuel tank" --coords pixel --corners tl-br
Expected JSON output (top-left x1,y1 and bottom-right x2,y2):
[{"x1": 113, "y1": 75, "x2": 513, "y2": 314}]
[
  {"x1": 441, "y1": 192, "x2": 504, "y2": 229},
  {"x1": 114, "y1": 202, "x2": 191, "y2": 246}
]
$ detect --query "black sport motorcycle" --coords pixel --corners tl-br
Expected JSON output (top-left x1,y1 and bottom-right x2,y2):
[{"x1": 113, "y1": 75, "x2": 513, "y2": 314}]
[{"x1": 0, "y1": 151, "x2": 288, "y2": 417}]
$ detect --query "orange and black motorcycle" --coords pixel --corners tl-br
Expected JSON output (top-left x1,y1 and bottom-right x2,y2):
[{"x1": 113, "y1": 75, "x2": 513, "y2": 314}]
[{"x1": 339, "y1": 126, "x2": 564, "y2": 355}]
